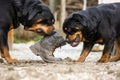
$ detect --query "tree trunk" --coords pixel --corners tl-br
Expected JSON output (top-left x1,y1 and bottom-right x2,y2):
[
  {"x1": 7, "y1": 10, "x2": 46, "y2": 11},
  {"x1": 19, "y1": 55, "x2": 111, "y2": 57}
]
[
  {"x1": 60, "y1": 0, "x2": 66, "y2": 28},
  {"x1": 83, "y1": 0, "x2": 87, "y2": 10},
  {"x1": 49, "y1": 0, "x2": 56, "y2": 13}
]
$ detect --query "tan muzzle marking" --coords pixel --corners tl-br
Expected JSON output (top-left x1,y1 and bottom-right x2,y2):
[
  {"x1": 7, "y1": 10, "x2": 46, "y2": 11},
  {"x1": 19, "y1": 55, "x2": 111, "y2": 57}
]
[
  {"x1": 68, "y1": 31, "x2": 83, "y2": 42},
  {"x1": 25, "y1": 24, "x2": 54, "y2": 34}
]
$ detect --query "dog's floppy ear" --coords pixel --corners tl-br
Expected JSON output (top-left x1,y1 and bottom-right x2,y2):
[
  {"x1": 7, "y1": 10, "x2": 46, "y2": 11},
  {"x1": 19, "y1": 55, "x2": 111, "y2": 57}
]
[
  {"x1": 28, "y1": 5, "x2": 42, "y2": 20},
  {"x1": 28, "y1": 8, "x2": 42, "y2": 20},
  {"x1": 88, "y1": 17, "x2": 97, "y2": 30},
  {"x1": 87, "y1": 14, "x2": 101, "y2": 31},
  {"x1": 88, "y1": 8, "x2": 102, "y2": 31},
  {"x1": 72, "y1": 13, "x2": 87, "y2": 27},
  {"x1": 22, "y1": 3, "x2": 42, "y2": 20}
]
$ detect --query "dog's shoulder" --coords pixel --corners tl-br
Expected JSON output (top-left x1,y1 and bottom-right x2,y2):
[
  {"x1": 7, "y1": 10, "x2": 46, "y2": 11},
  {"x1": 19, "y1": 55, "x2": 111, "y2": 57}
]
[{"x1": 95, "y1": 3, "x2": 120, "y2": 14}]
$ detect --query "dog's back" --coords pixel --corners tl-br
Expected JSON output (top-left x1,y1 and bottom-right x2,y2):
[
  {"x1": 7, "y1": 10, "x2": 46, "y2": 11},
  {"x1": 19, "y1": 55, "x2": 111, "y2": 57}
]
[
  {"x1": 95, "y1": 3, "x2": 120, "y2": 33},
  {"x1": 84, "y1": 3, "x2": 120, "y2": 32}
]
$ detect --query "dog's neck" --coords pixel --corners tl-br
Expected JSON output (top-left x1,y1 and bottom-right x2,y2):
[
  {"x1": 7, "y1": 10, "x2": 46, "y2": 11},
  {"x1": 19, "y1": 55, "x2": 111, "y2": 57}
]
[
  {"x1": 13, "y1": 0, "x2": 42, "y2": 26},
  {"x1": 13, "y1": 0, "x2": 39, "y2": 16}
]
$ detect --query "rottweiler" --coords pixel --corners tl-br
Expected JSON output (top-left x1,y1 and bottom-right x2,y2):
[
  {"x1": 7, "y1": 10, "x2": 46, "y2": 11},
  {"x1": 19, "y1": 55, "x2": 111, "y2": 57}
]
[
  {"x1": 63, "y1": 3, "x2": 120, "y2": 63},
  {"x1": 0, "y1": 0, "x2": 55, "y2": 63}
]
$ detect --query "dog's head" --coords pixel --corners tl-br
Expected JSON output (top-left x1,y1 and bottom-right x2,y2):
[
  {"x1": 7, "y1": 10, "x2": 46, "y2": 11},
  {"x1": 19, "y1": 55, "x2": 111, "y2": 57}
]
[
  {"x1": 63, "y1": 12, "x2": 88, "y2": 47},
  {"x1": 21, "y1": 1, "x2": 55, "y2": 36}
]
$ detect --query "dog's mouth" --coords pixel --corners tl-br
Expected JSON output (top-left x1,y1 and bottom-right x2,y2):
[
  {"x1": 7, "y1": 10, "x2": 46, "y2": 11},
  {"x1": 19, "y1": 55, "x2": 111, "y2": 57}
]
[{"x1": 69, "y1": 34, "x2": 80, "y2": 47}]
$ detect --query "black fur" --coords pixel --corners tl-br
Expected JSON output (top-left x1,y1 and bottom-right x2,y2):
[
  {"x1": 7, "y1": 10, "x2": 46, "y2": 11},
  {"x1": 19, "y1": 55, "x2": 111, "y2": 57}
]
[
  {"x1": 63, "y1": 3, "x2": 120, "y2": 62},
  {"x1": 0, "y1": 0, "x2": 54, "y2": 62}
]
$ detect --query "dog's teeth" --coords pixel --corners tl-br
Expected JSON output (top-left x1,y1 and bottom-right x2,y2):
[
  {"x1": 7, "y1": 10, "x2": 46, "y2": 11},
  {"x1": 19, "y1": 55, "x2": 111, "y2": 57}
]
[
  {"x1": 72, "y1": 42, "x2": 76, "y2": 46},
  {"x1": 73, "y1": 42, "x2": 77, "y2": 45}
]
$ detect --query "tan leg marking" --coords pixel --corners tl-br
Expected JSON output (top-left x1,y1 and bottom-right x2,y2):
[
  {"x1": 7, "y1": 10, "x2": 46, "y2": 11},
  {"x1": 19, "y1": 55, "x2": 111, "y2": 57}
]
[
  {"x1": 74, "y1": 49, "x2": 89, "y2": 62},
  {"x1": 3, "y1": 48, "x2": 17, "y2": 63},
  {"x1": 8, "y1": 29, "x2": 14, "y2": 50},
  {"x1": 110, "y1": 40, "x2": 120, "y2": 61},
  {"x1": 98, "y1": 53, "x2": 110, "y2": 63}
]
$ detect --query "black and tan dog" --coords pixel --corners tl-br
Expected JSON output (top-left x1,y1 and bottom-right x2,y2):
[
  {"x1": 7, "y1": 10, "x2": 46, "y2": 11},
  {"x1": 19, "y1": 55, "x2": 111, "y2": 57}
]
[
  {"x1": 0, "y1": 0, "x2": 55, "y2": 63},
  {"x1": 63, "y1": 3, "x2": 120, "y2": 63}
]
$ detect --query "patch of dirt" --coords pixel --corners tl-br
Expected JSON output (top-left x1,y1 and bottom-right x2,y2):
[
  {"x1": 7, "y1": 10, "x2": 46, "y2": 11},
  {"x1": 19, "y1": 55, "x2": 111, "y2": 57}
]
[
  {"x1": 0, "y1": 59, "x2": 120, "y2": 80},
  {"x1": 1, "y1": 43, "x2": 119, "y2": 80}
]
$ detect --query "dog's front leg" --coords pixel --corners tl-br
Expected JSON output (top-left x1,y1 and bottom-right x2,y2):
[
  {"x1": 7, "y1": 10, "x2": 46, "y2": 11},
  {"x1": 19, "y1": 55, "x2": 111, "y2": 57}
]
[
  {"x1": 74, "y1": 42, "x2": 94, "y2": 62},
  {"x1": 0, "y1": 30, "x2": 17, "y2": 63},
  {"x1": 98, "y1": 39, "x2": 114, "y2": 63},
  {"x1": 3, "y1": 48, "x2": 18, "y2": 63}
]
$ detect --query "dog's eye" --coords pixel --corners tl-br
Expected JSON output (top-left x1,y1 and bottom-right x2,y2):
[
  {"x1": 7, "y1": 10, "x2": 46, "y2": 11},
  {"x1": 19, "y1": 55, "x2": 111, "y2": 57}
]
[
  {"x1": 64, "y1": 27, "x2": 67, "y2": 31},
  {"x1": 52, "y1": 19, "x2": 55, "y2": 24},
  {"x1": 48, "y1": 20, "x2": 54, "y2": 24}
]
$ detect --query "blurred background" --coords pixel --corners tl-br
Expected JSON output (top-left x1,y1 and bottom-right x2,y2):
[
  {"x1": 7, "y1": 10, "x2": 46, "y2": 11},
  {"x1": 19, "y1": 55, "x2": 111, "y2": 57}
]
[{"x1": 14, "y1": 0, "x2": 120, "y2": 43}]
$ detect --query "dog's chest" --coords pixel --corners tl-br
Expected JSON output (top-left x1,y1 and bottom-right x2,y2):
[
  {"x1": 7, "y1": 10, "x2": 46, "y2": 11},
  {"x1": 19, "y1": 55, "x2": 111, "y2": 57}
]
[{"x1": 83, "y1": 37, "x2": 104, "y2": 44}]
